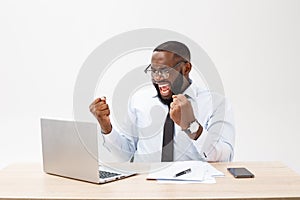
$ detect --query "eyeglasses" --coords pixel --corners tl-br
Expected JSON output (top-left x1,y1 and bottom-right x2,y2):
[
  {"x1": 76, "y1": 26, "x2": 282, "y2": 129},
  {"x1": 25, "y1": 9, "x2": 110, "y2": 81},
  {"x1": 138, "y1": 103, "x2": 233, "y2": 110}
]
[{"x1": 144, "y1": 61, "x2": 187, "y2": 80}]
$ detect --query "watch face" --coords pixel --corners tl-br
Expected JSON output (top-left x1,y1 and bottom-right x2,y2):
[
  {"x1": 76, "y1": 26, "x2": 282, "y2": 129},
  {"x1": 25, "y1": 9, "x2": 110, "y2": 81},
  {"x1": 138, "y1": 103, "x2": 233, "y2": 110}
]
[{"x1": 190, "y1": 121, "x2": 200, "y2": 133}]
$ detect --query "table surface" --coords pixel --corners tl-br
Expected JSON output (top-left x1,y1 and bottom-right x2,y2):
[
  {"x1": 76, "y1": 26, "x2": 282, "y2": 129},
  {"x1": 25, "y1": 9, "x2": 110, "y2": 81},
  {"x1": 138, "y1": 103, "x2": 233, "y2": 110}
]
[{"x1": 0, "y1": 161, "x2": 300, "y2": 200}]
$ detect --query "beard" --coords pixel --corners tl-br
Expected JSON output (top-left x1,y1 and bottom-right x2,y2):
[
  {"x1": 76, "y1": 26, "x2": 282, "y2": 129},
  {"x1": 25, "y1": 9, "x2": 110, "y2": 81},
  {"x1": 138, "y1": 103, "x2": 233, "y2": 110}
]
[{"x1": 153, "y1": 71, "x2": 184, "y2": 106}]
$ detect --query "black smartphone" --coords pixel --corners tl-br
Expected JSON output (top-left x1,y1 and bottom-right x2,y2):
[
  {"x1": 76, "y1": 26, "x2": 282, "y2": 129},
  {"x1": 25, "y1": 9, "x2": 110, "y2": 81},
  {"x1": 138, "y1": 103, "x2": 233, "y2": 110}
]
[{"x1": 227, "y1": 167, "x2": 255, "y2": 178}]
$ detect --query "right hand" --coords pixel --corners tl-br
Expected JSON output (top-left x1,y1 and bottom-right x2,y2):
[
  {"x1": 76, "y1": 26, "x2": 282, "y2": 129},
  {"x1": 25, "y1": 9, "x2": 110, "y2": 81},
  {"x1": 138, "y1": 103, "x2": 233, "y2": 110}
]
[{"x1": 89, "y1": 97, "x2": 112, "y2": 134}]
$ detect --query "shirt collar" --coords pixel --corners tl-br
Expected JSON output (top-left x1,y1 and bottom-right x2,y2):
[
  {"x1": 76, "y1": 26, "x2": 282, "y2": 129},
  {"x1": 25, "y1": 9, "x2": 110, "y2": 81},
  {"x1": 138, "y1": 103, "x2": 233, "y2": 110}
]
[{"x1": 182, "y1": 79, "x2": 197, "y2": 100}]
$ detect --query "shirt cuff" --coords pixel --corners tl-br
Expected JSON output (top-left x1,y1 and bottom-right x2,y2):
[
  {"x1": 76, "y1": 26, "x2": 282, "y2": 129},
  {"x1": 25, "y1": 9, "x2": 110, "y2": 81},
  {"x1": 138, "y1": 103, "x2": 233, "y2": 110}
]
[
  {"x1": 192, "y1": 128, "x2": 209, "y2": 158},
  {"x1": 101, "y1": 127, "x2": 119, "y2": 144}
]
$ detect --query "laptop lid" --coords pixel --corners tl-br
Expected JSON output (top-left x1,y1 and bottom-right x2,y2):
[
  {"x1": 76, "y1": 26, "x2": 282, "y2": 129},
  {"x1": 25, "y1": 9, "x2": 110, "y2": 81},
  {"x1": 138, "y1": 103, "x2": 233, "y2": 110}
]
[
  {"x1": 41, "y1": 118, "x2": 101, "y2": 183},
  {"x1": 41, "y1": 118, "x2": 136, "y2": 184}
]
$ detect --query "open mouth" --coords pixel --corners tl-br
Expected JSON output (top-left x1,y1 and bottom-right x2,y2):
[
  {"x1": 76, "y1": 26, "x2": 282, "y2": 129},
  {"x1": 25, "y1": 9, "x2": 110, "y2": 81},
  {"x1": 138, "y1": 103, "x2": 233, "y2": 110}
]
[{"x1": 158, "y1": 83, "x2": 171, "y2": 97}]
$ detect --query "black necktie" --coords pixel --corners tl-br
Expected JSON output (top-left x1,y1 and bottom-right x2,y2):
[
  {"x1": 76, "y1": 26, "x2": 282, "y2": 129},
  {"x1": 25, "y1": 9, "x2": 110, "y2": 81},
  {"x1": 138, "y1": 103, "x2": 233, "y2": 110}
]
[{"x1": 161, "y1": 107, "x2": 174, "y2": 162}]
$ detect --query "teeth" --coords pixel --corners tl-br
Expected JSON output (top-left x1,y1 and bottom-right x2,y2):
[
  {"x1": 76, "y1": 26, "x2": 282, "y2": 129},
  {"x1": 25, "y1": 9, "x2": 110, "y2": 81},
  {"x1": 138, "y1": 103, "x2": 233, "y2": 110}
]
[
  {"x1": 158, "y1": 83, "x2": 169, "y2": 87},
  {"x1": 158, "y1": 83, "x2": 169, "y2": 88}
]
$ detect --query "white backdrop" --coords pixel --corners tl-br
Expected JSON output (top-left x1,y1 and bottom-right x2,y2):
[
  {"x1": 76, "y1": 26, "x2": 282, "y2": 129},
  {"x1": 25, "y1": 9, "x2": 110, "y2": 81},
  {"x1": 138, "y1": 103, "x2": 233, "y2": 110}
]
[{"x1": 1, "y1": 0, "x2": 299, "y2": 173}]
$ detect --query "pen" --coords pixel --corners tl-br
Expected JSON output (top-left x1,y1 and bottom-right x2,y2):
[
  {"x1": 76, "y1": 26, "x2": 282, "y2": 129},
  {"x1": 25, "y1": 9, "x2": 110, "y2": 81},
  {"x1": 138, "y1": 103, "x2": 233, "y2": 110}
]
[{"x1": 174, "y1": 168, "x2": 192, "y2": 178}]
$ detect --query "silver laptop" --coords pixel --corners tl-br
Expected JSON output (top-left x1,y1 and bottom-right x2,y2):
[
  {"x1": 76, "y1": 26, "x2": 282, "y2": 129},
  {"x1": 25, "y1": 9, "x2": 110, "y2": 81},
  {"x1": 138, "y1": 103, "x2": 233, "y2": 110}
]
[{"x1": 40, "y1": 118, "x2": 136, "y2": 184}]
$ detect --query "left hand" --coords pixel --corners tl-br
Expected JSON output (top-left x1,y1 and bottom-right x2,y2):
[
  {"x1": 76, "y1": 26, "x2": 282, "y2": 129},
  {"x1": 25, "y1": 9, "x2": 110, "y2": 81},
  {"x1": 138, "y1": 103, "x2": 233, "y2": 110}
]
[{"x1": 170, "y1": 94, "x2": 195, "y2": 130}]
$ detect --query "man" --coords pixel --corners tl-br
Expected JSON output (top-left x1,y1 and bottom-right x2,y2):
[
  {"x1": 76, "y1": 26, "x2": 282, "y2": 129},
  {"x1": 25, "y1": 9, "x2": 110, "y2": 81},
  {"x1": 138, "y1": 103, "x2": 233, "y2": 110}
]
[{"x1": 90, "y1": 41, "x2": 235, "y2": 162}]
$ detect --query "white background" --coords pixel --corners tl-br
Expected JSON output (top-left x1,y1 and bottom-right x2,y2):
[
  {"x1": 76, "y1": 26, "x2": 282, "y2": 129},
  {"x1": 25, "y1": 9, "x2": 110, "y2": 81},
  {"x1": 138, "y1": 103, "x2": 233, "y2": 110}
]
[{"x1": 0, "y1": 0, "x2": 299, "y2": 173}]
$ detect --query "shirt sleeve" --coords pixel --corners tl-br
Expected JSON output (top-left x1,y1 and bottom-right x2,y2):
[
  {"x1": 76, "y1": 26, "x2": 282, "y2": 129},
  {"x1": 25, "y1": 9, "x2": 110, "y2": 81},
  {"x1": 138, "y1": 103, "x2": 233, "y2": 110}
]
[
  {"x1": 101, "y1": 127, "x2": 135, "y2": 162},
  {"x1": 101, "y1": 98, "x2": 138, "y2": 162},
  {"x1": 192, "y1": 95, "x2": 235, "y2": 162}
]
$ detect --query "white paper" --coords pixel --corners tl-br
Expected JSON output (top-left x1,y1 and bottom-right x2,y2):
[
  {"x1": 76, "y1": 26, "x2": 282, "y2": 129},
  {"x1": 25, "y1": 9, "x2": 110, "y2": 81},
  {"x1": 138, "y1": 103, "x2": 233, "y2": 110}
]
[
  {"x1": 156, "y1": 177, "x2": 216, "y2": 184},
  {"x1": 147, "y1": 161, "x2": 223, "y2": 183}
]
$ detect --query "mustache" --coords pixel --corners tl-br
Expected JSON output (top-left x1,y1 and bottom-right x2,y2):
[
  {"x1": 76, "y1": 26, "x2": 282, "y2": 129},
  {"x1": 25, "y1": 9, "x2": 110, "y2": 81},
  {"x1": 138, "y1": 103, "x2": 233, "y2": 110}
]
[
  {"x1": 153, "y1": 80, "x2": 171, "y2": 85},
  {"x1": 152, "y1": 73, "x2": 183, "y2": 94}
]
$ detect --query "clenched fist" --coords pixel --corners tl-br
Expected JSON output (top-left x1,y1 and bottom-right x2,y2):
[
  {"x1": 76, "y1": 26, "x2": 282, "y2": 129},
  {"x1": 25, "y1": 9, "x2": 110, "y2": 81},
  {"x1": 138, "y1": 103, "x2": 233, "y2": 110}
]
[
  {"x1": 170, "y1": 94, "x2": 203, "y2": 140},
  {"x1": 170, "y1": 94, "x2": 195, "y2": 130},
  {"x1": 89, "y1": 97, "x2": 112, "y2": 134}
]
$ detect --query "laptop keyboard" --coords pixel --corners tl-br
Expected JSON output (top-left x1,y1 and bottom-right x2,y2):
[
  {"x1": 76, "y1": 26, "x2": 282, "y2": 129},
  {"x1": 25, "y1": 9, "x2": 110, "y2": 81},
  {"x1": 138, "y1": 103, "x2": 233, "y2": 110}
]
[{"x1": 99, "y1": 171, "x2": 121, "y2": 179}]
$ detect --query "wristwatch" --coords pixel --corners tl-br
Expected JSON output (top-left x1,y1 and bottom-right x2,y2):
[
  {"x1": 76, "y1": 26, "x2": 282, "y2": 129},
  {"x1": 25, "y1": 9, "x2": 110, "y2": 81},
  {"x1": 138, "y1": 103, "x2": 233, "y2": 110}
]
[{"x1": 183, "y1": 119, "x2": 200, "y2": 134}]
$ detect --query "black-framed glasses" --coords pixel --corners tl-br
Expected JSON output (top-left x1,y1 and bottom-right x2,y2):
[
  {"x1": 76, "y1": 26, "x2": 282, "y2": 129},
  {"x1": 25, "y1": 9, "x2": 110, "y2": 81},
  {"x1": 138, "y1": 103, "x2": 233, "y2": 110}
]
[{"x1": 144, "y1": 60, "x2": 187, "y2": 79}]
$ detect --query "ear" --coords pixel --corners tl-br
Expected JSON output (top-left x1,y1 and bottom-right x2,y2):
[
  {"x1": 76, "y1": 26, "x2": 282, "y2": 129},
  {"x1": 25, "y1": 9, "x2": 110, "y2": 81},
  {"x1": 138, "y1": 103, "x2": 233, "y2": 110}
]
[{"x1": 182, "y1": 62, "x2": 192, "y2": 76}]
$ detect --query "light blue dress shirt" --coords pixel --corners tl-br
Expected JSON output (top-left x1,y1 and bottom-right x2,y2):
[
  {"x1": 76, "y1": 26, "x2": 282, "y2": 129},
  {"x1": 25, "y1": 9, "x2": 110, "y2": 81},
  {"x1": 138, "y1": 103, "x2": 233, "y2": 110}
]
[{"x1": 102, "y1": 81, "x2": 235, "y2": 162}]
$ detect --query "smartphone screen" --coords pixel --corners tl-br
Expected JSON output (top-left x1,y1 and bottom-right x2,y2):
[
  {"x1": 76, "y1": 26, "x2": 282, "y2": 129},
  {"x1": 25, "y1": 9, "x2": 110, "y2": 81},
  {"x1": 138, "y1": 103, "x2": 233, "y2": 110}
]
[{"x1": 227, "y1": 167, "x2": 255, "y2": 178}]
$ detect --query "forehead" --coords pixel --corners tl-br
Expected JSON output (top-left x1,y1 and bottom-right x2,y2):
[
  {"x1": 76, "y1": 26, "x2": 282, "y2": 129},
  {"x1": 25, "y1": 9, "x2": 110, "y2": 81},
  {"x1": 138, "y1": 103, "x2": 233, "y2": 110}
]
[{"x1": 151, "y1": 51, "x2": 175, "y2": 66}]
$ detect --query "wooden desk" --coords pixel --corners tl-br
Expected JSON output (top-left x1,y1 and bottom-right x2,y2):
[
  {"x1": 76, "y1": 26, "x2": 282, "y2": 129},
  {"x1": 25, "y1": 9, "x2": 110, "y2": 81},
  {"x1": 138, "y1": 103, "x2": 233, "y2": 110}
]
[{"x1": 0, "y1": 162, "x2": 300, "y2": 200}]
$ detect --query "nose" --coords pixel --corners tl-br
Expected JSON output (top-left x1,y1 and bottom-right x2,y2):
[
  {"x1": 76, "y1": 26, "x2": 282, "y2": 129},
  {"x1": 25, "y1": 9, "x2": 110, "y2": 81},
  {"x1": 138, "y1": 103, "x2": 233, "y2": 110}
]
[{"x1": 153, "y1": 72, "x2": 165, "y2": 83}]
